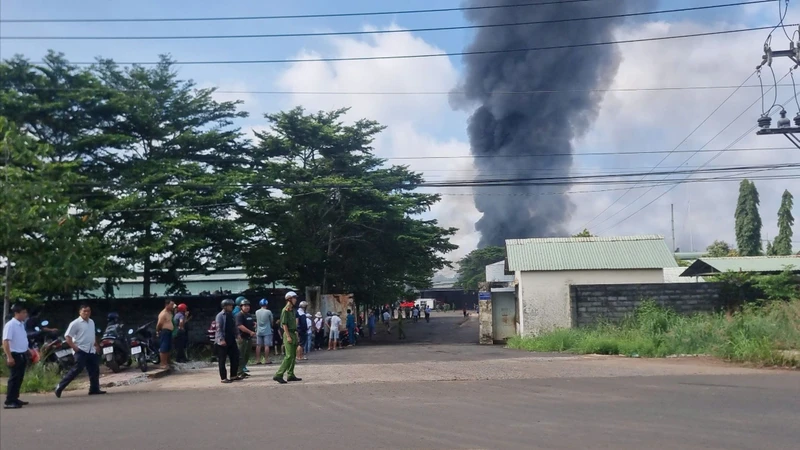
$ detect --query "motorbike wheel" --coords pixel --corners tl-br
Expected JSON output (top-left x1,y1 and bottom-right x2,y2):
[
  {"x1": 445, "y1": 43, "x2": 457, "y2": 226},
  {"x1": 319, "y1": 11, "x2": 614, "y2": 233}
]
[
  {"x1": 138, "y1": 354, "x2": 148, "y2": 373},
  {"x1": 107, "y1": 356, "x2": 121, "y2": 373},
  {"x1": 149, "y1": 349, "x2": 160, "y2": 365}
]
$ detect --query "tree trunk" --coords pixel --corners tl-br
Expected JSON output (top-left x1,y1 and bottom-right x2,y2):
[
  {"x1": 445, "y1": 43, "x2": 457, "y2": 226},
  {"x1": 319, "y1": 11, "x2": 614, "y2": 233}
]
[
  {"x1": 143, "y1": 227, "x2": 152, "y2": 298},
  {"x1": 2, "y1": 262, "x2": 10, "y2": 326}
]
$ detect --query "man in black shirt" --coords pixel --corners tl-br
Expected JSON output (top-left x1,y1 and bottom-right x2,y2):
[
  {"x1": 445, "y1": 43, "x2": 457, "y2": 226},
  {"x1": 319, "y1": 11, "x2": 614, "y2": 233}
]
[{"x1": 236, "y1": 300, "x2": 256, "y2": 379}]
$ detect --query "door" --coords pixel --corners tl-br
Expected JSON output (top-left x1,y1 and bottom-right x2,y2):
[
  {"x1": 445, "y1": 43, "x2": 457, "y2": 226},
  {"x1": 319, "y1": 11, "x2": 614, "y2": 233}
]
[{"x1": 491, "y1": 292, "x2": 516, "y2": 342}]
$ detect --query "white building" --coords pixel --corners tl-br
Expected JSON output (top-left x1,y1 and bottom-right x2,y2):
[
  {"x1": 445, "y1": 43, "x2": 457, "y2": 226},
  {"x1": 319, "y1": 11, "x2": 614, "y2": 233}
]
[{"x1": 506, "y1": 235, "x2": 677, "y2": 336}]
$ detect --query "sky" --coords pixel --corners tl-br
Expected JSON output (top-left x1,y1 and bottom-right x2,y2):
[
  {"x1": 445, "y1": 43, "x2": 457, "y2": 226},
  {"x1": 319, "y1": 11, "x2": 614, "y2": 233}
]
[{"x1": 2, "y1": 0, "x2": 800, "y2": 265}]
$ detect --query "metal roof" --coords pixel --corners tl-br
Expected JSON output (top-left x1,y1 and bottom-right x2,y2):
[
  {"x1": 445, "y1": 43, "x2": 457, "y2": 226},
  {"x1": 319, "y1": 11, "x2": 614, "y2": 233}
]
[
  {"x1": 506, "y1": 235, "x2": 678, "y2": 272},
  {"x1": 680, "y1": 256, "x2": 800, "y2": 277},
  {"x1": 664, "y1": 267, "x2": 704, "y2": 283}
]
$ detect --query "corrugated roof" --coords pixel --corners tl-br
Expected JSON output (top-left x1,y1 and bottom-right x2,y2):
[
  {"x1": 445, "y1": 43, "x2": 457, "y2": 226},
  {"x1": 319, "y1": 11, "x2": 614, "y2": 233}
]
[
  {"x1": 680, "y1": 256, "x2": 800, "y2": 277},
  {"x1": 664, "y1": 267, "x2": 704, "y2": 283},
  {"x1": 506, "y1": 235, "x2": 678, "y2": 272}
]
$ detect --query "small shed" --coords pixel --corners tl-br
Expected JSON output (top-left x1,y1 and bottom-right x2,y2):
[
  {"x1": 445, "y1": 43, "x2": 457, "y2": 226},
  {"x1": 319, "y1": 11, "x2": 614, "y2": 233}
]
[
  {"x1": 506, "y1": 235, "x2": 677, "y2": 336},
  {"x1": 680, "y1": 256, "x2": 800, "y2": 277}
]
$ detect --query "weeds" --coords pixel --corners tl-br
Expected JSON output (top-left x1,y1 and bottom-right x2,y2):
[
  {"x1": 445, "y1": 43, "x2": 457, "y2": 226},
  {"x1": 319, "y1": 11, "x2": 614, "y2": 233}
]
[
  {"x1": 0, "y1": 361, "x2": 65, "y2": 394},
  {"x1": 507, "y1": 300, "x2": 800, "y2": 366}
]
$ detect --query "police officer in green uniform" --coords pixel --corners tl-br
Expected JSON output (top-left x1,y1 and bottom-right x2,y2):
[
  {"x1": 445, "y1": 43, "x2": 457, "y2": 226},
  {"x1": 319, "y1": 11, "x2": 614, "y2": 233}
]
[{"x1": 273, "y1": 291, "x2": 302, "y2": 384}]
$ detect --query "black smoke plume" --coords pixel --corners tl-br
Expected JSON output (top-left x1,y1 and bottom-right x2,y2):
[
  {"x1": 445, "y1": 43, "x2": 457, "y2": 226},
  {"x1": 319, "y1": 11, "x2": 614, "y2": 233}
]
[{"x1": 453, "y1": 0, "x2": 644, "y2": 247}]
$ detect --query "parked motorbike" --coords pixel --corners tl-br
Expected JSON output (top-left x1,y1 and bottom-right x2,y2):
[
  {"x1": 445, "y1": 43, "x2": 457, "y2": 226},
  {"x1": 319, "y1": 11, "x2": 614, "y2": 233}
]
[
  {"x1": 129, "y1": 321, "x2": 160, "y2": 372},
  {"x1": 99, "y1": 322, "x2": 131, "y2": 373}
]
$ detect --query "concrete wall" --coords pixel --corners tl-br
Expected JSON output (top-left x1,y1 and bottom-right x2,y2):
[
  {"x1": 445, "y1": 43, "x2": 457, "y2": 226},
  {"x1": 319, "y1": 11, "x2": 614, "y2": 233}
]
[
  {"x1": 517, "y1": 269, "x2": 664, "y2": 336},
  {"x1": 571, "y1": 283, "x2": 724, "y2": 327}
]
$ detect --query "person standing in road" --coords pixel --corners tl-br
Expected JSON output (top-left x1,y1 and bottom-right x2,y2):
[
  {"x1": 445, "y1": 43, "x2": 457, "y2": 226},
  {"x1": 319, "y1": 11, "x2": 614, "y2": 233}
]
[
  {"x1": 173, "y1": 303, "x2": 190, "y2": 363},
  {"x1": 412, "y1": 306, "x2": 420, "y2": 323},
  {"x1": 313, "y1": 312, "x2": 325, "y2": 350},
  {"x1": 367, "y1": 310, "x2": 376, "y2": 339},
  {"x1": 274, "y1": 291, "x2": 302, "y2": 384},
  {"x1": 383, "y1": 309, "x2": 391, "y2": 333},
  {"x1": 304, "y1": 313, "x2": 313, "y2": 357},
  {"x1": 156, "y1": 299, "x2": 176, "y2": 369},
  {"x1": 328, "y1": 312, "x2": 342, "y2": 350},
  {"x1": 346, "y1": 309, "x2": 356, "y2": 347},
  {"x1": 55, "y1": 304, "x2": 106, "y2": 398},
  {"x1": 255, "y1": 299, "x2": 273, "y2": 365},
  {"x1": 397, "y1": 312, "x2": 406, "y2": 340},
  {"x1": 215, "y1": 299, "x2": 240, "y2": 384},
  {"x1": 236, "y1": 299, "x2": 256, "y2": 378},
  {"x1": 425, "y1": 306, "x2": 431, "y2": 323},
  {"x1": 295, "y1": 300, "x2": 309, "y2": 361},
  {"x1": 3, "y1": 304, "x2": 33, "y2": 409}
]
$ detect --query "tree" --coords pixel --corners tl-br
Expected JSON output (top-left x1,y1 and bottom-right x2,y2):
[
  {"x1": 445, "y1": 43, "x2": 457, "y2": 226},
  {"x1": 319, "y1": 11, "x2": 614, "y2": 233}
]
[
  {"x1": 734, "y1": 179, "x2": 762, "y2": 256},
  {"x1": 88, "y1": 57, "x2": 248, "y2": 296},
  {"x1": 772, "y1": 190, "x2": 794, "y2": 255},
  {"x1": 0, "y1": 118, "x2": 107, "y2": 313},
  {"x1": 455, "y1": 246, "x2": 507, "y2": 291},
  {"x1": 243, "y1": 107, "x2": 457, "y2": 303},
  {"x1": 572, "y1": 229, "x2": 594, "y2": 238},
  {"x1": 706, "y1": 240, "x2": 732, "y2": 257}
]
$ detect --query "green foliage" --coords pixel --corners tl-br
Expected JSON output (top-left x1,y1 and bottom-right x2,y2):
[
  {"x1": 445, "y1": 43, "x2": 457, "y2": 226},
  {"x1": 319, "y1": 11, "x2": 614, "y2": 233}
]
[
  {"x1": 0, "y1": 359, "x2": 66, "y2": 394},
  {"x1": 507, "y1": 300, "x2": 800, "y2": 366},
  {"x1": 773, "y1": 190, "x2": 794, "y2": 255},
  {"x1": 754, "y1": 267, "x2": 799, "y2": 302},
  {"x1": 705, "y1": 240, "x2": 732, "y2": 257},
  {"x1": 242, "y1": 107, "x2": 457, "y2": 303},
  {"x1": 734, "y1": 179, "x2": 762, "y2": 256},
  {"x1": 454, "y1": 246, "x2": 506, "y2": 291},
  {"x1": 1, "y1": 118, "x2": 107, "y2": 300},
  {"x1": 572, "y1": 229, "x2": 594, "y2": 238}
]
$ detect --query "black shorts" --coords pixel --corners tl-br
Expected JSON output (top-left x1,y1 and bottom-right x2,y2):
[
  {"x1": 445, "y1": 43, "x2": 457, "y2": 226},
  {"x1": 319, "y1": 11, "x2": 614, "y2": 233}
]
[{"x1": 298, "y1": 333, "x2": 308, "y2": 347}]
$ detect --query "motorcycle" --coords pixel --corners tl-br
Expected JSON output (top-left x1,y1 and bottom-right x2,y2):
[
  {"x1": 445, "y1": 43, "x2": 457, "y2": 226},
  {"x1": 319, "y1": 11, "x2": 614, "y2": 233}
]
[
  {"x1": 99, "y1": 322, "x2": 132, "y2": 373},
  {"x1": 128, "y1": 321, "x2": 160, "y2": 372}
]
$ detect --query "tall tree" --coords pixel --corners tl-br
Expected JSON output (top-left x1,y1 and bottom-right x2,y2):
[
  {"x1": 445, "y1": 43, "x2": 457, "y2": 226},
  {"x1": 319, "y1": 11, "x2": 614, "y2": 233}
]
[
  {"x1": 772, "y1": 189, "x2": 794, "y2": 255},
  {"x1": 706, "y1": 240, "x2": 732, "y2": 257},
  {"x1": 91, "y1": 56, "x2": 249, "y2": 296},
  {"x1": 1, "y1": 118, "x2": 107, "y2": 312},
  {"x1": 243, "y1": 107, "x2": 457, "y2": 303},
  {"x1": 455, "y1": 246, "x2": 507, "y2": 291},
  {"x1": 734, "y1": 179, "x2": 762, "y2": 256}
]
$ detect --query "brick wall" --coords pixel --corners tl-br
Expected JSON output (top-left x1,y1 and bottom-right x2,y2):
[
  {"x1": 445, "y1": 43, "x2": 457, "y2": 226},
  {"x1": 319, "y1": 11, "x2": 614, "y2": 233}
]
[{"x1": 570, "y1": 283, "x2": 724, "y2": 327}]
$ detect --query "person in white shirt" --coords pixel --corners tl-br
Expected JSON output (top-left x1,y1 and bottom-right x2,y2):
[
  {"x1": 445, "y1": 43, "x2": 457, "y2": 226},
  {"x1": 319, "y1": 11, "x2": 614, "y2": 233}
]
[
  {"x1": 55, "y1": 304, "x2": 106, "y2": 398},
  {"x1": 382, "y1": 310, "x2": 391, "y2": 333},
  {"x1": 3, "y1": 304, "x2": 33, "y2": 409},
  {"x1": 328, "y1": 313, "x2": 342, "y2": 350}
]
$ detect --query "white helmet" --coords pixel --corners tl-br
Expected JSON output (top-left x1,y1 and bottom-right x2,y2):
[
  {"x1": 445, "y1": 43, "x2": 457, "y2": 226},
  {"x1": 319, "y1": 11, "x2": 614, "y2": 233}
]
[
  {"x1": 299, "y1": 300, "x2": 308, "y2": 308},
  {"x1": 285, "y1": 291, "x2": 298, "y2": 300}
]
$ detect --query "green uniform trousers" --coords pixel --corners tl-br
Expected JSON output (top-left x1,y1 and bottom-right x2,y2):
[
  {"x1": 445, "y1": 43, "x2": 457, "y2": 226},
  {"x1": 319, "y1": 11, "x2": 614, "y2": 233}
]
[
  {"x1": 275, "y1": 332, "x2": 297, "y2": 378},
  {"x1": 237, "y1": 337, "x2": 252, "y2": 377}
]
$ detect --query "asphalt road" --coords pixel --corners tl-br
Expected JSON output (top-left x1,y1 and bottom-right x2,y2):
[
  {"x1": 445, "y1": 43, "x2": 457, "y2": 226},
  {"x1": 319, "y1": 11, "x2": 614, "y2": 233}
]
[{"x1": 2, "y1": 313, "x2": 798, "y2": 449}]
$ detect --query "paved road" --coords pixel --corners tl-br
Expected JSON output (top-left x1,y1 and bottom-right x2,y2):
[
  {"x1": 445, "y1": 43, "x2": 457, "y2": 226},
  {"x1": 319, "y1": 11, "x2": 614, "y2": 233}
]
[{"x1": 1, "y1": 313, "x2": 798, "y2": 449}]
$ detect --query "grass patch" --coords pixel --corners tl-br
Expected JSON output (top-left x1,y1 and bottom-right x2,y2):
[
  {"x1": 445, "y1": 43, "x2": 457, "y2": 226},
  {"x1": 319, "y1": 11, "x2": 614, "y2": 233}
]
[
  {"x1": 507, "y1": 300, "x2": 800, "y2": 366},
  {"x1": 0, "y1": 362, "x2": 64, "y2": 394}
]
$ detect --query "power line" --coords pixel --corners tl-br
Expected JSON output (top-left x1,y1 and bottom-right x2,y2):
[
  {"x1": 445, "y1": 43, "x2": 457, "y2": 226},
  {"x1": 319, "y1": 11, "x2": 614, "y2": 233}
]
[
  {"x1": 577, "y1": 70, "x2": 758, "y2": 232},
  {"x1": 45, "y1": 25, "x2": 790, "y2": 66},
  {"x1": 16, "y1": 83, "x2": 800, "y2": 95},
  {"x1": 596, "y1": 89, "x2": 800, "y2": 234},
  {"x1": 0, "y1": 0, "x2": 603, "y2": 24},
  {"x1": 383, "y1": 146, "x2": 793, "y2": 160},
  {"x1": 2, "y1": 2, "x2": 770, "y2": 41}
]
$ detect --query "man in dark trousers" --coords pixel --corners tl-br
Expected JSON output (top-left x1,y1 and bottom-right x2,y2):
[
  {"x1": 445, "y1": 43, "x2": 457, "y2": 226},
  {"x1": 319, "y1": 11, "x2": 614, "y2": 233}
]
[
  {"x1": 236, "y1": 299, "x2": 256, "y2": 378},
  {"x1": 56, "y1": 304, "x2": 106, "y2": 398},
  {"x1": 3, "y1": 304, "x2": 33, "y2": 409},
  {"x1": 273, "y1": 291, "x2": 302, "y2": 384},
  {"x1": 215, "y1": 299, "x2": 240, "y2": 383}
]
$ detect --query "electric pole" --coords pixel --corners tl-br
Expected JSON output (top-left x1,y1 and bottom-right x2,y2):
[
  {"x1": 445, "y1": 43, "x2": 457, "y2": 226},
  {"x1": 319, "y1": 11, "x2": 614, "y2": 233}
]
[{"x1": 671, "y1": 203, "x2": 676, "y2": 252}]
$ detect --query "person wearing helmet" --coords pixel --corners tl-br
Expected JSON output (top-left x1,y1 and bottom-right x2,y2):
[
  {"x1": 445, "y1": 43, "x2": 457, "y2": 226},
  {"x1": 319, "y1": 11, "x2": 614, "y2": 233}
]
[
  {"x1": 255, "y1": 299, "x2": 273, "y2": 365},
  {"x1": 295, "y1": 300, "x2": 309, "y2": 361},
  {"x1": 274, "y1": 291, "x2": 302, "y2": 384},
  {"x1": 235, "y1": 299, "x2": 256, "y2": 378},
  {"x1": 173, "y1": 304, "x2": 190, "y2": 363},
  {"x1": 215, "y1": 299, "x2": 240, "y2": 383},
  {"x1": 231, "y1": 296, "x2": 249, "y2": 373}
]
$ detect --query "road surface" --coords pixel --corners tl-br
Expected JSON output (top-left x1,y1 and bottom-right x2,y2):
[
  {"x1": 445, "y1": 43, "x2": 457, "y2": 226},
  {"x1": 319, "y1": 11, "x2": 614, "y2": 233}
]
[{"x1": 1, "y1": 313, "x2": 798, "y2": 450}]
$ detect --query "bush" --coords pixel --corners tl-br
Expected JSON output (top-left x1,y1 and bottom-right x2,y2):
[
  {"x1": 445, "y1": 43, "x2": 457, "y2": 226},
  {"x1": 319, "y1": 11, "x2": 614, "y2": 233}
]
[
  {"x1": 507, "y1": 300, "x2": 800, "y2": 366},
  {"x1": 0, "y1": 361, "x2": 65, "y2": 394}
]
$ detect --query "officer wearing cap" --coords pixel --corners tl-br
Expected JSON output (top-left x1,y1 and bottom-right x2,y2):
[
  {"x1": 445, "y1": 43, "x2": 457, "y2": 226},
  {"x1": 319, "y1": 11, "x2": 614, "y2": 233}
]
[{"x1": 273, "y1": 291, "x2": 302, "y2": 384}]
